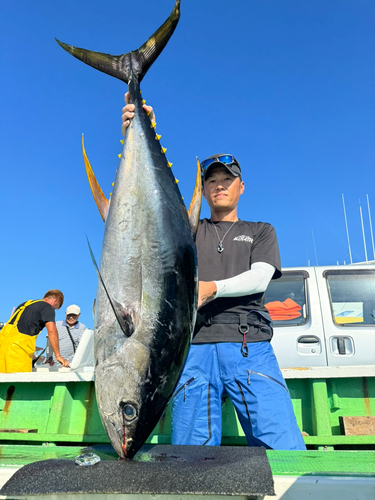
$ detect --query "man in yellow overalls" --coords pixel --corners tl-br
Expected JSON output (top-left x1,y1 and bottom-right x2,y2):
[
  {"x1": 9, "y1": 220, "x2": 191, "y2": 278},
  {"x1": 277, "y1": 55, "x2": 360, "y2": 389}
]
[{"x1": 0, "y1": 289, "x2": 70, "y2": 373}]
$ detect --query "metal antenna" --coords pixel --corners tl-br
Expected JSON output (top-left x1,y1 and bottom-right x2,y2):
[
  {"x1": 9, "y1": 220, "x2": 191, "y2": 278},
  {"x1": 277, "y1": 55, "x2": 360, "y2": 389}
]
[
  {"x1": 311, "y1": 229, "x2": 319, "y2": 266},
  {"x1": 359, "y1": 199, "x2": 368, "y2": 262},
  {"x1": 342, "y1": 194, "x2": 352, "y2": 264},
  {"x1": 367, "y1": 194, "x2": 375, "y2": 260}
]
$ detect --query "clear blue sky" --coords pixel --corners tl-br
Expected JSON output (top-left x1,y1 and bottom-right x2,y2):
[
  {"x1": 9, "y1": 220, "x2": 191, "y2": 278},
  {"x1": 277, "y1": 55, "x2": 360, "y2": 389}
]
[{"x1": 1, "y1": 0, "x2": 374, "y2": 333}]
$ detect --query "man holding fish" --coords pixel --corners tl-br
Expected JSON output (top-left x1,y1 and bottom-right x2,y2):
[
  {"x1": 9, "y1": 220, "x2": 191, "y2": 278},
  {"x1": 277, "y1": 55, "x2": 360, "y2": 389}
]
[{"x1": 122, "y1": 96, "x2": 306, "y2": 451}]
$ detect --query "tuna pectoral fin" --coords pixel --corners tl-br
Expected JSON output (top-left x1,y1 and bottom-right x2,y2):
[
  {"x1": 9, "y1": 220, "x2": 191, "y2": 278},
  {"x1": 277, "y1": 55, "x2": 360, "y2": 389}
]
[
  {"x1": 87, "y1": 237, "x2": 135, "y2": 337},
  {"x1": 55, "y1": 0, "x2": 180, "y2": 85},
  {"x1": 82, "y1": 136, "x2": 109, "y2": 222},
  {"x1": 188, "y1": 157, "x2": 202, "y2": 237}
]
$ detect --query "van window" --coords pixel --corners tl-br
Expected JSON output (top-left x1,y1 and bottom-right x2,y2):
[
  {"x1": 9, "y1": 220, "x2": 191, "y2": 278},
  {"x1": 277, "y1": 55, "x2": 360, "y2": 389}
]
[
  {"x1": 324, "y1": 270, "x2": 375, "y2": 326},
  {"x1": 264, "y1": 271, "x2": 308, "y2": 326}
]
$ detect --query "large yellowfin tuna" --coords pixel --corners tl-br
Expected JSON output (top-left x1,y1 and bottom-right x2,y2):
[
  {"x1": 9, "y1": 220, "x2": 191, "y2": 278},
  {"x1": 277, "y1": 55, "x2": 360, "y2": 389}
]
[{"x1": 57, "y1": 0, "x2": 201, "y2": 459}]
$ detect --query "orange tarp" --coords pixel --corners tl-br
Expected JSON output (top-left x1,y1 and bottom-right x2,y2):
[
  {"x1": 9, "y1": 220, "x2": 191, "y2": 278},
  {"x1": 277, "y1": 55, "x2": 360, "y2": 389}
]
[{"x1": 265, "y1": 298, "x2": 302, "y2": 321}]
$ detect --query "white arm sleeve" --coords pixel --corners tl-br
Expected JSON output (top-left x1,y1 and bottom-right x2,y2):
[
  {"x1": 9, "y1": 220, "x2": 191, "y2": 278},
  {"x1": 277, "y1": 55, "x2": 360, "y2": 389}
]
[{"x1": 214, "y1": 262, "x2": 276, "y2": 298}]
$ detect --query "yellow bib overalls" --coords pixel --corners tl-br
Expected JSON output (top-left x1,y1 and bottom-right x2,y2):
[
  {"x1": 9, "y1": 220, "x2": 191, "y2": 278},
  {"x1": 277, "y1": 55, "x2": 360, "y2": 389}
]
[{"x1": 0, "y1": 300, "x2": 43, "y2": 373}]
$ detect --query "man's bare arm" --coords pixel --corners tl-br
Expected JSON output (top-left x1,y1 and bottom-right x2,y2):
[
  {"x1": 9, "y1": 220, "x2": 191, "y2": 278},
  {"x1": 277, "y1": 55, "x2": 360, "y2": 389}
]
[{"x1": 45, "y1": 322, "x2": 70, "y2": 367}]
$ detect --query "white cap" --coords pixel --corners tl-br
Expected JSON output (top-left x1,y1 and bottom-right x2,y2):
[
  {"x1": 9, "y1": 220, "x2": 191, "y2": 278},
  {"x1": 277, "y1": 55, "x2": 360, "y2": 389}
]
[{"x1": 66, "y1": 304, "x2": 81, "y2": 315}]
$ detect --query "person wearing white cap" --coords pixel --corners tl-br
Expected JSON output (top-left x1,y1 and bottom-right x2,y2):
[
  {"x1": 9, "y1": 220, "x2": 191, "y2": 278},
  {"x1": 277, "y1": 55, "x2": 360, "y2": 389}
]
[{"x1": 48, "y1": 304, "x2": 87, "y2": 364}]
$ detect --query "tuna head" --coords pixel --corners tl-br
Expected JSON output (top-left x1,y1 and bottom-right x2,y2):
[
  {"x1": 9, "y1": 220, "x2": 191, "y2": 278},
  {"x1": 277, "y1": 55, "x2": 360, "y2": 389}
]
[
  {"x1": 95, "y1": 329, "x2": 186, "y2": 459},
  {"x1": 95, "y1": 335, "x2": 152, "y2": 459}
]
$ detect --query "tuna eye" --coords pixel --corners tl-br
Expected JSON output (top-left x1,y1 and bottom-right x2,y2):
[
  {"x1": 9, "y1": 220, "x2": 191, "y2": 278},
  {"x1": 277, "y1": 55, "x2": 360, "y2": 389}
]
[{"x1": 120, "y1": 402, "x2": 138, "y2": 422}]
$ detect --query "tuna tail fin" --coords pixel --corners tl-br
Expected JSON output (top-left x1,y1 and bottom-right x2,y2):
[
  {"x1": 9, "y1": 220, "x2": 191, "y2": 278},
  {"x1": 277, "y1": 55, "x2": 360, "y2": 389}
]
[
  {"x1": 82, "y1": 135, "x2": 109, "y2": 222},
  {"x1": 188, "y1": 157, "x2": 202, "y2": 237},
  {"x1": 55, "y1": 0, "x2": 180, "y2": 84},
  {"x1": 86, "y1": 236, "x2": 135, "y2": 337}
]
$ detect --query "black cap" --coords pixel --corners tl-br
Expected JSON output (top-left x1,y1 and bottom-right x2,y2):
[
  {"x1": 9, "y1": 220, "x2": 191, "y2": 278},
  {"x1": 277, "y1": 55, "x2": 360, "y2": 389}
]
[{"x1": 201, "y1": 154, "x2": 241, "y2": 182}]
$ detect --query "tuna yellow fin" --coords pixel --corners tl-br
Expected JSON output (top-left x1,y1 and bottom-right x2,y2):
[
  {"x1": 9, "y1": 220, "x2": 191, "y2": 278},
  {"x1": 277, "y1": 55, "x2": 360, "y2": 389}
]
[
  {"x1": 188, "y1": 157, "x2": 202, "y2": 237},
  {"x1": 82, "y1": 135, "x2": 109, "y2": 222}
]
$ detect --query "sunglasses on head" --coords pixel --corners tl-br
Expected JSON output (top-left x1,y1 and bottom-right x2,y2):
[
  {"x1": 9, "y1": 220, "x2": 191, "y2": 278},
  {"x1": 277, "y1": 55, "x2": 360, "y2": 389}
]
[{"x1": 200, "y1": 155, "x2": 237, "y2": 171}]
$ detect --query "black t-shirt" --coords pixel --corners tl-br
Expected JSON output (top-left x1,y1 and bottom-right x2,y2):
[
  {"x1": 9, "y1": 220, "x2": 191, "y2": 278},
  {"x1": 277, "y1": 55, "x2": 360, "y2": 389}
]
[
  {"x1": 10, "y1": 300, "x2": 55, "y2": 337},
  {"x1": 193, "y1": 219, "x2": 281, "y2": 344}
]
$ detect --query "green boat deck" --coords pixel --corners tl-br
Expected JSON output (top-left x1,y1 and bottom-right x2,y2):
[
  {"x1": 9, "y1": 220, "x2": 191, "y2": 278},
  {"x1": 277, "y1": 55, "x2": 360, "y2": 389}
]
[
  {"x1": 1, "y1": 366, "x2": 374, "y2": 450},
  {"x1": 1, "y1": 367, "x2": 374, "y2": 498}
]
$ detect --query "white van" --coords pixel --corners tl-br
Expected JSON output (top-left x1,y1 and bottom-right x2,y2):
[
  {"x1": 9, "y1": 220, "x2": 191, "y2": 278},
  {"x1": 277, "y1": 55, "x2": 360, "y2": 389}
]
[
  {"x1": 266, "y1": 264, "x2": 375, "y2": 368},
  {"x1": 33, "y1": 264, "x2": 375, "y2": 372}
]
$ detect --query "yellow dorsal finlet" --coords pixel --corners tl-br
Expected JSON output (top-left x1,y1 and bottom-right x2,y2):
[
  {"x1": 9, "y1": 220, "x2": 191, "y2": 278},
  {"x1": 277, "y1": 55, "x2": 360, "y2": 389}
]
[
  {"x1": 150, "y1": 121, "x2": 157, "y2": 129},
  {"x1": 175, "y1": 178, "x2": 179, "y2": 184},
  {"x1": 168, "y1": 162, "x2": 173, "y2": 168},
  {"x1": 161, "y1": 147, "x2": 167, "y2": 154},
  {"x1": 155, "y1": 134, "x2": 161, "y2": 140}
]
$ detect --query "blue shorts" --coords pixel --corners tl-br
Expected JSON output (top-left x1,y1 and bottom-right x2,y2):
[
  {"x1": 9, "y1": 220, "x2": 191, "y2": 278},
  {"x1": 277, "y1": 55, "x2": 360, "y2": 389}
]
[{"x1": 171, "y1": 342, "x2": 306, "y2": 450}]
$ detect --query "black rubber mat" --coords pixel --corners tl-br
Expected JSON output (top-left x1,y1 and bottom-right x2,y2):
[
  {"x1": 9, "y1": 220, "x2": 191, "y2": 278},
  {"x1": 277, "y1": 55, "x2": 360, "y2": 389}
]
[{"x1": 0, "y1": 445, "x2": 274, "y2": 497}]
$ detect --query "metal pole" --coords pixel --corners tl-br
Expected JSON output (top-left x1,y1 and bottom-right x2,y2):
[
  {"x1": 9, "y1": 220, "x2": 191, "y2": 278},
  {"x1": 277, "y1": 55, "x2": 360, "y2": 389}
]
[
  {"x1": 306, "y1": 247, "x2": 310, "y2": 267},
  {"x1": 342, "y1": 194, "x2": 352, "y2": 264},
  {"x1": 367, "y1": 194, "x2": 375, "y2": 260},
  {"x1": 312, "y1": 229, "x2": 319, "y2": 266},
  {"x1": 359, "y1": 200, "x2": 368, "y2": 262}
]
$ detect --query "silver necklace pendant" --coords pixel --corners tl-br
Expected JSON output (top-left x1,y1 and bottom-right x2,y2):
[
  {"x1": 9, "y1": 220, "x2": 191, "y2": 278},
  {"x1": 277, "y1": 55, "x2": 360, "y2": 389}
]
[{"x1": 211, "y1": 219, "x2": 238, "y2": 254}]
